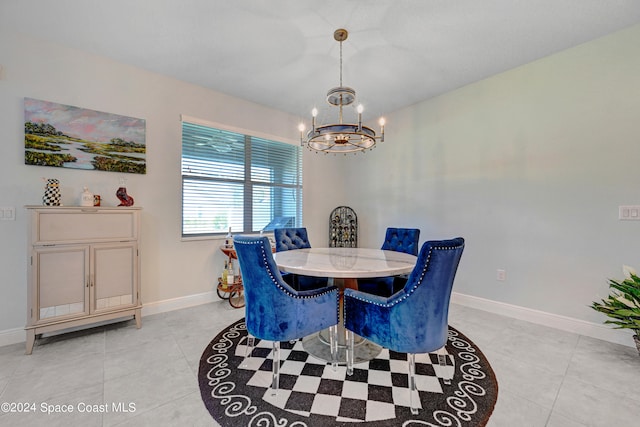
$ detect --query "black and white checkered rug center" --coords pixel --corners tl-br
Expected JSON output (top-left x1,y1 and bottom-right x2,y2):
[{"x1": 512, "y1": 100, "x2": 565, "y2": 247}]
[
  {"x1": 199, "y1": 319, "x2": 498, "y2": 426},
  {"x1": 239, "y1": 337, "x2": 453, "y2": 421}
]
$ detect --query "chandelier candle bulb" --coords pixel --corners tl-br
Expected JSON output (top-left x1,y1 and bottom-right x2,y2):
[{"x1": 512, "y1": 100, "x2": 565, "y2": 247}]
[{"x1": 311, "y1": 108, "x2": 317, "y2": 131}]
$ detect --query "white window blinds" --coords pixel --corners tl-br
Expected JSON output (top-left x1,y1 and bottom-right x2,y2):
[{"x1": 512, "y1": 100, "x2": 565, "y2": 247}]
[{"x1": 181, "y1": 120, "x2": 302, "y2": 237}]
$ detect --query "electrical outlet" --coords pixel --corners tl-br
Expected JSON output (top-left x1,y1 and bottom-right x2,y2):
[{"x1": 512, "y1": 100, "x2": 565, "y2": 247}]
[{"x1": 496, "y1": 269, "x2": 506, "y2": 281}]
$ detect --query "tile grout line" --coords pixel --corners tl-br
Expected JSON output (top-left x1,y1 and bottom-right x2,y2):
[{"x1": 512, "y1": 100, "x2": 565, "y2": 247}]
[
  {"x1": 543, "y1": 333, "x2": 583, "y2": 426},
  {"x1": 106, "y1": 315, "x2": 198, "y2": 426}
]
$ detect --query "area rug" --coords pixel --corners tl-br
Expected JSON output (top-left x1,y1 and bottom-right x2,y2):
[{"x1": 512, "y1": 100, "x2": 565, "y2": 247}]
[{"x1": 199, "y1": 318, "x2": 498, "y2": 426}]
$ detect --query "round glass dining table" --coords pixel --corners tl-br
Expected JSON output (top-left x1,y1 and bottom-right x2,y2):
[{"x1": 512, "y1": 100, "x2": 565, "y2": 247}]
[{"x1": 273, "y1": 247, "x2": 417, "y2": 363}]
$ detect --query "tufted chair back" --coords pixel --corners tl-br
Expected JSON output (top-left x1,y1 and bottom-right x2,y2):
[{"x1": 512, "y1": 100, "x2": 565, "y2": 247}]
[
  {"x1": 233, "y1": 235, "x2": 339, "y2": 395},
  {"x1": 274, "y1": 227, "x2": 312, "y2": 252},
  {"x1": 273, "y1": 227, "x2": 328, "y2": 291},
  {"x1": 233, "y1": 235, "x2": 337, "y2": 341},
  {"x1": 346, "y1": 237, "x2": 465, "y2": 353},
  {"x1": 358, "y1": 227, "x2": 421, "y2": 296},
  {"x1": 381, "y1": 227, "x2": 420, "y2": 256},
  {"x1": 344, "y1": 237, "x2": 465, "y2": 414}
]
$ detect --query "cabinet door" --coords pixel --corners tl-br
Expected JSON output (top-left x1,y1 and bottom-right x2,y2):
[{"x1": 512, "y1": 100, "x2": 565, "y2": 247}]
[
  {"x1": 92, "y1": 242, "x2": 138, "y2": 313},
  {"x1": 32, "y1": 245, "x2": 90, "y2": 323}
]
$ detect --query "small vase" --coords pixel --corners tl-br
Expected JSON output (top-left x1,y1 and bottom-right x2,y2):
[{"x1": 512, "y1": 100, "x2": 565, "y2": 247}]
[
  {"x1": 43, "y1": 178, "x2": 61, "y2": 206},
  {"x1": 80, "y1": 186, "x2": 94, "y2": 207}
]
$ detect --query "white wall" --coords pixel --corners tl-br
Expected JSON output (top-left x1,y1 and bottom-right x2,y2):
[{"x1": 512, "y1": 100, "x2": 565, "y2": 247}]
[
  {"x1": 0, "y1": 30, "x2": 326, "y2": 339},
  {"x1": 2, "y1": 23, "x2": 639, "y2": 347},
  {"x1": 342, "y1": 24, "x2": 640, "y2": 329}
]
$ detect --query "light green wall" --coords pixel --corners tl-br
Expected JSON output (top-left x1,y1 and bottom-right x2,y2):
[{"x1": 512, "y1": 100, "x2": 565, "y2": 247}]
[{"x1": 341, "y1": 24, "x2": 640, "y2": 323}]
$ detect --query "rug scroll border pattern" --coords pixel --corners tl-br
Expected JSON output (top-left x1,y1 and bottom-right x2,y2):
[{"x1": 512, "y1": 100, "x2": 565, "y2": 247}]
[{"x1": 199, "y1": 319, "x2": 497, "y2": 427}]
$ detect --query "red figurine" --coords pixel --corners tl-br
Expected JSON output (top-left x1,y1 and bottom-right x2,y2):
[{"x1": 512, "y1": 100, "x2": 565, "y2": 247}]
[{"x1": 116, "y1": 185, "x2": 134, "y2": 206}]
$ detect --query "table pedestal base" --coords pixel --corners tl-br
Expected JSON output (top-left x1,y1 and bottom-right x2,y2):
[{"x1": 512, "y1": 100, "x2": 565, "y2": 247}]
[
  {"x1": 302, "y1": 330, "x2": 382, "y2": 364},
  {"x1": 301, "y1": 277, "x2": 382, "y2": 364}
]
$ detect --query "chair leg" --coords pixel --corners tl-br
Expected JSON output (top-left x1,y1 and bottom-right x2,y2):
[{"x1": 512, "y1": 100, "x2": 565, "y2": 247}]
[
  {"x1": 408, "y1": 353, "x2": 419, "y2": 415},
  {"x1": 241, "y1": 335, "x2": 255, "y2": 368},
  {"x1": 438, "y1": 352, "x2": 452, "y2": 385},
  {"x1": 346, "y1": 330, "x2": 354, "y2": 376},
  {"x1": 271, "y1": 341, "x2": 280, "y2": 396},
  {"x1": 329, "y1": 325, "x2": 338, "y2": 371},
  {"x1": 433, "y1": 346, "x2": 453, "y2": 385}
]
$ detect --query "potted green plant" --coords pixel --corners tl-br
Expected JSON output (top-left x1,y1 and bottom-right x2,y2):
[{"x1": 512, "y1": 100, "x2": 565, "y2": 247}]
[{"x1": 591, "y1": 270, "x2": 640, "y2": 355}]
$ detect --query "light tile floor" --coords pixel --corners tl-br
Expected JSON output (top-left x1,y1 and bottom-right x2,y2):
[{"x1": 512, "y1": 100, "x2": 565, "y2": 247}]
[{"x1": 1, "y1": 301, "x2": 639, "y2": 426}]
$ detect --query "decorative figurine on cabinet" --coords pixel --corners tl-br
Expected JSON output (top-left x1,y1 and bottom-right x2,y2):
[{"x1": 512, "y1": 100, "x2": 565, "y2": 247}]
[{"x1": 116, "y1": 177, "x2": 135, "y2": 206}]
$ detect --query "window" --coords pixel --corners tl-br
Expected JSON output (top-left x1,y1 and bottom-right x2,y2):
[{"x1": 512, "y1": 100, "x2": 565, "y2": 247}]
[{"x1": 181, "y1": 117, "x2": 302, "y2": 237}]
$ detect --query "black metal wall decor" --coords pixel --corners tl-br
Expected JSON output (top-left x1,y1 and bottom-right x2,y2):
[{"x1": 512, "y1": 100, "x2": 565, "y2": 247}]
[{"x1": 329, "y1": 206, "x2": 357, "y2": 248}]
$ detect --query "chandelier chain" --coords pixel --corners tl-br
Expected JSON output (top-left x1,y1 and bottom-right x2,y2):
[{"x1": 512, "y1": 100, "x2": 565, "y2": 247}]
[{"x1": 339, "y1": 38, "x2": 343, "y2": 87}]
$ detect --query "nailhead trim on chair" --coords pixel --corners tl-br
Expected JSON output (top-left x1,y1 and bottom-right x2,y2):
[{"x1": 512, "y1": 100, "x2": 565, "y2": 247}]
[
  {"x1": 346, "y1": 244, "x2": 464, "y2": 308},
  {"x1": 235, "y1": 239, "x2": 337, "y2": 301}
]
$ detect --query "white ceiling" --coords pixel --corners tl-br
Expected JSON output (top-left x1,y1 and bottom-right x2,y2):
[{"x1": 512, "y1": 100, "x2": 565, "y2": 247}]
[{"x1": 2, "y1": 0, "x2": 640, "y2": 120}]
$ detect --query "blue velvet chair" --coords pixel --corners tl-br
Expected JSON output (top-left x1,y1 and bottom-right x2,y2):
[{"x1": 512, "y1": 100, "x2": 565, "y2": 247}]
[
  {"x1": 344, "y1": 237, "x2": 465, "y2": 414},
  {"x1": 358, "y1": 227, "x2": 421, "y2": 296},
  {"x1": 233, "y1": 235, "x2": 339, "y2": 395},
  {"x1": 274, "y1": 227, "x2": 329, "y2": 291}
]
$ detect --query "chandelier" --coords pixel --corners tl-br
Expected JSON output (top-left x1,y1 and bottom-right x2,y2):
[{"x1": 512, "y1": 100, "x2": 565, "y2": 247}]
[{"x1": 298, "y1": 29, "x2": 385, "y2": 155}]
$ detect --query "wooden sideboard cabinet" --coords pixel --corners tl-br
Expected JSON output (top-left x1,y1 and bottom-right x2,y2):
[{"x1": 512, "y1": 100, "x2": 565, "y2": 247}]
[{"x1": 25, "y1": 206, "x2": 142, "y2": 354}]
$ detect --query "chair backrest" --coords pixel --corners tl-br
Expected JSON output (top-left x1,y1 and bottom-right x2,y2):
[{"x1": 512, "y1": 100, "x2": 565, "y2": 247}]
[
  {"x1": 234, "y1": 234, "x2": 338, "y2": 342},
  {"x1": 393, "y1": 237, "x2": 464, "y2": 353},
  {"x1": 381, "y1": 227, "x2": 420, "y2": 256},
  {"x1": 274, "y1": 227, "x2": 312, "y2": 252},
  {"x1": 233, "y1": 235, "x2": 294, "y2": 340}
]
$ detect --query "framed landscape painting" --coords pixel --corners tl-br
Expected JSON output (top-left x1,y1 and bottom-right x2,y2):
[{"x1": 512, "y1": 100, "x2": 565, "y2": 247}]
[{"x1": 24, "y1": 98, "x2": 146, "y2": 174}]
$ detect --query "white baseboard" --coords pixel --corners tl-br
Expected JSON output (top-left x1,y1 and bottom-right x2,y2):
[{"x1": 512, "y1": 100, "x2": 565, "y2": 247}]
[
  {"x1": 451, "y1": 292, "x2": 634, "y2": 348},
  {"x1": 140, "y1": 291, "x2": 217, "y2": 316},
  {"x1": 0, "y1": 291, "x2": 218, "y2": 348},
  {"x1": 1, "y1": 291, "x2": 633, "y2": 349},
  {"x1": 0, "y1": 328, "x2": 27, "y2": 349}
]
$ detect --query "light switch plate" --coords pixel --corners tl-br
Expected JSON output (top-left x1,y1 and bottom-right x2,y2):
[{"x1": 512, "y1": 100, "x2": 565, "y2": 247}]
[
  {"x1": 0, "y1": 207, "x2": 15, "y2": 221},
  {"x1": 619, "y1": 205, "x2": 640, "y2": 220}
]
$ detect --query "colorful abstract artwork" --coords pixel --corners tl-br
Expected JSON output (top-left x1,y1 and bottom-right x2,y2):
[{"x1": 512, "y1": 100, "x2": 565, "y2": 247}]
[{"x1": 24, "y1": 98, "x2": 146, "y2": 174}]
